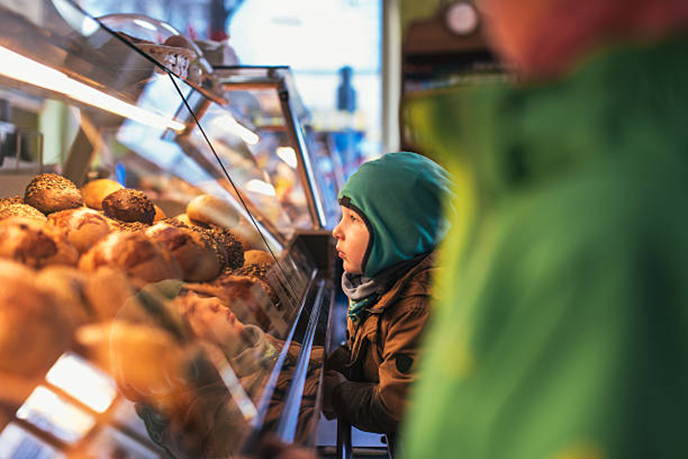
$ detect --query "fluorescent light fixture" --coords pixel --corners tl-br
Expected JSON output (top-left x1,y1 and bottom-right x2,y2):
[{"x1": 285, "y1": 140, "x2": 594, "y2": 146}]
[
  {"x1": 46, "y1": 353, "x2": 117, "y2": 414},
  {"x1": 206, "y1": 113, "x2": 260, "y2": 145},
  {"x1": 0, "y1": 46, "x2": 185, "y2": 132},
  {"x1": 246, "y1": 179, "x2": 277, "y2": 196},
  {"x1": 276, "y1": 146, "x2": 298, "y2": 168},
  {"x1": 133, "y1": 18, "x2": 157, "y2": 32}
]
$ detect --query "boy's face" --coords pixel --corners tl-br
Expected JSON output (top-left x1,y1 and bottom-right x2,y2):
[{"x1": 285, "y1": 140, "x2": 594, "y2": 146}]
[{"x1": 332, "y1": 205, "x2": 370, "y2": 274}]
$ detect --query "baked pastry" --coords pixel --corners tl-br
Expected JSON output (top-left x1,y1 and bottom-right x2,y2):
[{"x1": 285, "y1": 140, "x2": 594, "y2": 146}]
[
  {"x1": 117, "y1": 221, "x2": 150, "y2": 232},
  {"x1": 79, "y1": 231, "x2": 183, "y2": 283},
  {"x1": 24, "y1": 173, "x2": 83, "y2": 214},
  {"x1": 47, "y1": 207, "x2": 117, "y2": 253},
  {"x1": 81, "y1": 178, "x2": 123, "y2": 210},
  {"x1": 165, "y1": 219, "x2": 244, "y2": 270},
  {"x1": 102, "y1": 189, "x2": 155, "y2": 224},
  {"x1": 145, "y1": 223, "x2": 220, "y2": 281},
  {"x1": 243, "y1": 249, "x2": 274, "y2": 266},
  {"x1": 153, "y1": 204, "x2": 167, "y2": 222},
  {"x1": 0, "y1": 260, "x2": 74, "y2": 377},
  {"x1": 0, "y1": 217, "x2": 79, "y2": 268},
  {"x1": 36, "y1": 265, "x2": 91, "y2": 326},
  {"x1": 83, "y1": 267, "x2": 146, "y2": 323},
  {"x1": 0, "y1": 195, "x2": 23, "y2": 208},
  {"x1": 0, "y1": 203, "x2": 47, "y2": 222},
  {"x1": 186, "y1": 194, "x2": 239, "y2": 229},
  {"x1": 171, "y1": 213, "x2": 208, "y2": 228}
]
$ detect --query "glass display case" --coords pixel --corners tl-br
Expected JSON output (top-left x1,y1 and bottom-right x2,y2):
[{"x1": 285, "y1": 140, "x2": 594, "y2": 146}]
[{"x1": 0, "y1": 1, "x2": 338, "y2": 457}]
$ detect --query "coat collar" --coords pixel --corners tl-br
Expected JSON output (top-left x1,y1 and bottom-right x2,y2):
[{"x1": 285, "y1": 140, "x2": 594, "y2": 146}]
[{"x1": 367, "y1": 251, "x2": 436, "y2": 314}]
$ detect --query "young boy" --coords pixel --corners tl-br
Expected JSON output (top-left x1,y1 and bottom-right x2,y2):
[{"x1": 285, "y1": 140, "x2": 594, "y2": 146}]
[{"x1": 323, "y1": 151, "x2": 453, "y2": 439}]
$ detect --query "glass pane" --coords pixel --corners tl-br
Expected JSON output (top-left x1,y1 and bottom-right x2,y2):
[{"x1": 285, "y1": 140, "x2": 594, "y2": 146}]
[{"x1": 0, "y1": 423, "x2": 66, "y2": 459}]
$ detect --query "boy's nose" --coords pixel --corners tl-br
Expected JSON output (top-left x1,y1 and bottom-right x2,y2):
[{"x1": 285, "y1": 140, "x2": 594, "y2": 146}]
[{"x1": 332, "y1": 222, "x2": 343, "y2": 240}]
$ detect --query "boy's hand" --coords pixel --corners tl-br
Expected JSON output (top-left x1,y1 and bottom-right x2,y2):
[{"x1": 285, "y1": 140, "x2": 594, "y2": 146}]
[{"x1": 323, "y1": 370, "x2": 347, "y2": 420}]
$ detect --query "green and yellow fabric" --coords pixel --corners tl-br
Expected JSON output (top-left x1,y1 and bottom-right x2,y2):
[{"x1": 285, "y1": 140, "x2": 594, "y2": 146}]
[{"x1": 401, "y1": 35, "x2": 688, "y2": 459}]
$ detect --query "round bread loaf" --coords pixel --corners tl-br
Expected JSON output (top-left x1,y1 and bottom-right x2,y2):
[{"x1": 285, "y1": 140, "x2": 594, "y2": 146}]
[
  {"x1": 36, "y1": 266, "x2": 91, "y2": 326},
  {"x1": 186, "y1": 194, "x2": 239, "y2": 228},
  {"x1": 164, "y1": 218, "x2": 244, "y2": 270},
  {"x1": 153, "y1": 204, "x2": 167, "y2": 222},
  {"x1": 102, "y1": 189, "x2": 155, "y2": 224},
  {"x1": 145, "y1": 223, "x2": 220, "y2": 282},
  {"x1": 24, "y1": 173, "x2": 83, "y2": 214},
  {"x1": 0, "y1": 203, "x2": 47, "y2": 222},
  {"x1": 0, "y1": 260, "x2": 74, "y2": 377},
  {"x1": 0, "y1": 217, "x2": 79, "y2": 268},
  {"x1": 84, "y1": 267, "x2": 144, "y2": 322},
  {"x1": 171, "y1": 213, "x2": 208, "y2": 228},
  {"x1": 81, "y1": 179, "x2": 123, "y2": 210},
  {"x1": 47, "y1": 207, "x2": 117, "y2": 253},
  {"x1": 0, "y1": 195, "x2": 23, "y2": 209},
  {"x1": 243, "y1": 249, "x2": 274, "y2": 266},
  {"x1": 79, "y1": 231, "x2": 183, "y2": 283}
]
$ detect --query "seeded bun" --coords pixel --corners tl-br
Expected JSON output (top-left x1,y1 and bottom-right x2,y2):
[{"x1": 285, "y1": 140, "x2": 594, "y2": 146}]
[
  {"x1": 102, "y1": 189, "x2": 155, "y2": 224},
  {"x1": 165, "y1": 219, "x2": 244, "y2": 270},
  {"x1": 243, "y1": 249, "x2": 274, "y2": 266},
  {"x1": 0, "y1": 203, "x2": 47, "y2": 222},
  {"x1": 144, "y1": 223, "x2": 220, "y2": 281},
  {"x1": 47, "y1": 207, "x2": 117, "y2": 253},
  {"x1": 79, "y1": 231, "x2": 182, "y2": 283},
  {"x1": 0, "y1": 195, "x2": 23, "y2": 209},
  {"x1": 24, "y1": 173, "x2": 83, "y2": 214},
  {"x1": 0, "y1": 217, "x2": 79, "y2": 268},
  {"x1": 81, "y1": 179, "x2": 123, "y2": 210}
]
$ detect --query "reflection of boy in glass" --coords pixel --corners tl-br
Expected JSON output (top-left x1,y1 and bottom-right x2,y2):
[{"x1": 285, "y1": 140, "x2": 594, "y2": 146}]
[{"x1": 323, "y1": 152, "x2": 453, "y2": 441}]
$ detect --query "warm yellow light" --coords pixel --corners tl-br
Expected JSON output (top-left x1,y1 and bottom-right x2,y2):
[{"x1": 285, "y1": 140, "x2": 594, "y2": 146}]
[
  {"x1": 276, "y1": 146, "x2": 298, "y2": 169},
  {"x1": 16, "y1": 386, "x2": 96, "y2": 443},
  {"x1": 46, "y1": 353, "x2": 117, "y2": 414},
  {"x1": 246, "y1": 179, "x2": 277, "y2": 196},
  {"x1": 0, "y1": 46, "x2": 185, "y2": 132}
]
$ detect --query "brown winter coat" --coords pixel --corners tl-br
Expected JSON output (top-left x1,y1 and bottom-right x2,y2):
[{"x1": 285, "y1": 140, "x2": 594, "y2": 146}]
[{"x1": 329, "y1": 252, "x2": 437, "y2": 434}]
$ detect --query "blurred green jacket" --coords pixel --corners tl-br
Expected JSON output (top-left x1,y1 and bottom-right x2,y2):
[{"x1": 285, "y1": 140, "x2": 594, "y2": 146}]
[{"x1": 401, "y1": 34, "x2": 688, "y2": 459}]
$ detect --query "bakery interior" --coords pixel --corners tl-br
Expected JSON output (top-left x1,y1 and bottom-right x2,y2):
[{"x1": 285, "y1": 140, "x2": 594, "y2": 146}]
[{"x1": 0, "y1": 0, "x2": 493, "y2": 457}]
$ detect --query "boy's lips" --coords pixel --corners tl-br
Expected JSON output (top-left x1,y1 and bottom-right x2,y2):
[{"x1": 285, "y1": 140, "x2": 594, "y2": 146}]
[{"x1": 337, "y1": 251, "x2": 345, "y2": 259}]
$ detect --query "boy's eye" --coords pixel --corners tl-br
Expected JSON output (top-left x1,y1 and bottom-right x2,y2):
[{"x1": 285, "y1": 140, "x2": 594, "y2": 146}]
[{"x1": 350, "y1": 214, "x2": 357, "y2": 222}]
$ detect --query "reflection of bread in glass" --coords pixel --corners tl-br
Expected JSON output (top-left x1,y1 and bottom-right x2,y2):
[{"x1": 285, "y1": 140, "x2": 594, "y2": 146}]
[
  {"x1": 0, "y1": 261, "x2": 74, "y2": 377},
  {"x1": 0, "y1": 217, "x2": 79, "y2": 268},
  {"x1": 145, "y1": 223, "x2": 220, "y2": 282},
  {"x1": 24, "y1": 173, "x2": 83, "y2": 215},
  {"x1": 76, "y1": 321, "x2": 193, "y2": 414},
  {"x1": 80, "y1": 178, "x2": 123, "y2": 210},
  {"x1": 84, "y1": 266, "x2": 144, "y2": 322},
  {"x1": 47, "y1": 207, "x2": 117, "y2": 254},
  {"x1": 186, "y1": 274, "x2": 272, "y2": 330},
  {"x1": 79, "y1": 231, "x2": 183, "y2": 283}
]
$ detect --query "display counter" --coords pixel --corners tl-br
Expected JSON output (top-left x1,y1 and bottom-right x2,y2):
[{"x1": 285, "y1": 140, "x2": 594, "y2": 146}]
[{"x1": 0, "y1": 1, "x2": 339, "y2": 457}]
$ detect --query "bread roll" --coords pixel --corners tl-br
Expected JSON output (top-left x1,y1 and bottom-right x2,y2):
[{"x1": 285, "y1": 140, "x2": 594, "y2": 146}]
[
  {"x1": 0, "y1": 203, "x2": 47, "y2": 222},
  {"x1": 47, "y1": 207, "x2": 117, "y2": 253},
  {"x1": 153, "y1": 204, "x2": 167, "y2": 222},
  {"x1": 186, "y1": 194, "x2": 239, "y2": 229},
  {"x1": 81, "y1": 178, "x2": 123, "y2": 210},
  {"x1": 79, "y1": 231, "x2": 183, "y2": 283},
  {"x1": 0, "y1": 217, "x2": 79, "y2": 268},
  {"x1": 24, "y1": 173, "x2": 83, "y2": 214},
  {"x1": 102, "y1": 189, "x2": 155, "y2": 224},
  {"x1": 243, "y1": 249, "x2": 274, "y2": 266},
  {"x1": 36, "y1": 266, "x2": 91, "y2": 326},
  {"x1": 0, "y1": 261, "x2": 74, "y2": 377},
  {"x1": 0, "y1": 195, "x2": 23, "y2": 209},
  {"x1": 166, "y1": 219, "x2": 244, "y2": 270},
  {"x1": 145, "y1": 223, "x2": 220, "y2": 281}
]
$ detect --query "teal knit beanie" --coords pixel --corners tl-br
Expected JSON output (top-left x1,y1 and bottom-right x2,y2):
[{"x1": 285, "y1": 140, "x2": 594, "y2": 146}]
[{"x1": 338, "y1": 152, "x2": 454, "y2": 278}]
